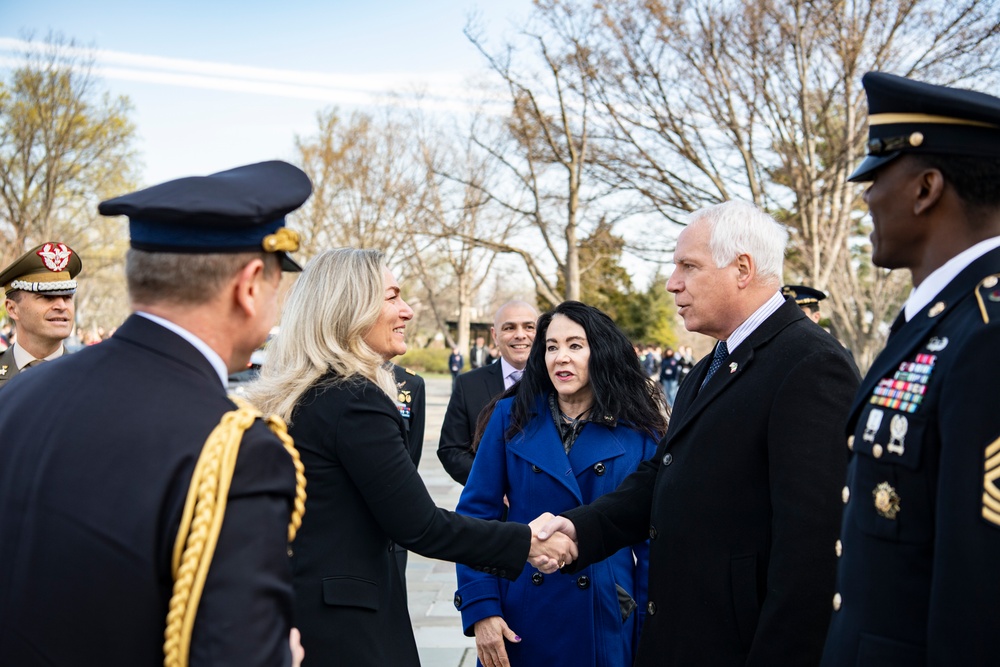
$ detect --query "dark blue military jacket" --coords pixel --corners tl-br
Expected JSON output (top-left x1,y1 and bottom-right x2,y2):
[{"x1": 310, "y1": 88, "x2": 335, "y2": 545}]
[
  {"x1": 822, "y1": 246, "x2": 1000, "y2": 666},
  {"x1": 0, "y1": 315, "x2": 297, "y2": 666}
]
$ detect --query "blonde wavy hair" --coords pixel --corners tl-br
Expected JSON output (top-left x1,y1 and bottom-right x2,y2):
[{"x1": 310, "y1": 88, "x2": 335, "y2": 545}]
[{"x1": 247, "y1": 248, "x2": 397, "y2": 422}]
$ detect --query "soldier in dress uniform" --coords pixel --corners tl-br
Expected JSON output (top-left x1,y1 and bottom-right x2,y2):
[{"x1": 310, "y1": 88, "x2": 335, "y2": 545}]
[
  {"x1": 0, "y1": 161, "x2": 310, "y2": 667},
  {"x1": 0, "y1": 242, "x2": 82, "y2": 391},
  {"x1": 782, "y1": 284, "x2": 826, "y2": 324},
  {"x1": 820, "y1": 73, "x2": 1000, "y2": 666}
]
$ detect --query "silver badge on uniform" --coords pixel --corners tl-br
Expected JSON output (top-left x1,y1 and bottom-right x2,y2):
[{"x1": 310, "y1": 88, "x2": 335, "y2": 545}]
[
  {"x1": 887, "y1": 414, "x2": 908, "y2": 455},
  {"x1": 926, "y1": 337, "x2": 949, "y2": 352},
  {"x1": 863, "y1": 409, "x2": 884, "y2": 443}
]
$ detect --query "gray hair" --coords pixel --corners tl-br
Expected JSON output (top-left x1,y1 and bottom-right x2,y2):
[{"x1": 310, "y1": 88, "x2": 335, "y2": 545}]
[
  {"x1": 247, "y1": 248, "x2": 395, "y2": 422},
  {"x1": 126, "y1": 249, "x2": 279, "y2": 305},
  {"x1": 687, "y1": 200, "x2": 788, "y2": 283}
]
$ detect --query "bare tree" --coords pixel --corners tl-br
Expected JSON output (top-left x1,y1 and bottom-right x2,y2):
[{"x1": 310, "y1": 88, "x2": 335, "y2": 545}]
[
  {"x1": 293, "y1": 108, "x2": 418, "y2": 267},
  {"x1": 0, "y1": 33, "x2": 139, "y2": 327},
  {"x1": 588, "y1": 0, "x2": 1000, "y2": 368},
  {"x1": 457, "y1": 2, "x2": 634, "y2": 304},
  {"x1": 407, "y1": 114, "x2": 519, "y2": 354}
]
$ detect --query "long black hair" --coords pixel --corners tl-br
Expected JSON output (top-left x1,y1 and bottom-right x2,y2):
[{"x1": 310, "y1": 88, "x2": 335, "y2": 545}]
[{"x1": 472, "y1": 301, "x2": 668, "y2": 449}]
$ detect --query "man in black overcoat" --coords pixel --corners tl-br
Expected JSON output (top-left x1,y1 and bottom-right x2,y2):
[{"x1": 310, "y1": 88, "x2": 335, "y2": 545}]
[
  {"x1": 539, "y1": 200, "x2": 860, "y2": 666},
  {"x1": 820, "y1": 73, "x2": 1000, "y2": 666},
  {"x1": 438, "y1": 300, "x2": 537, "y2": 485},
  {"x1": 0, "y1": 161, "x2": 310, "y2": 666}
]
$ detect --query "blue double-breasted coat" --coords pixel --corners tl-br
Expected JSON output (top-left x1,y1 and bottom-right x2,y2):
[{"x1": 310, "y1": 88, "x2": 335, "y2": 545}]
[{"x1": 455, "y1": 396, "x2": 657, "y2": 667}]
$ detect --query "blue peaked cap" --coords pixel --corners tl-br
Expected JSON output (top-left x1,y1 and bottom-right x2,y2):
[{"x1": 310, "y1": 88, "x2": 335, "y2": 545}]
[{"x1": 98, "y1": 160, "x2": 311, "y2": 271}]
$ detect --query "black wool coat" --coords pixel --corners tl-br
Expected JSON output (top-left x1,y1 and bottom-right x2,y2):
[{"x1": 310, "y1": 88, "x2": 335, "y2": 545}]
[
  {"x1": 287, "y1": 372, "x2": 530, "y2": 667},
  {"x1": 564, "y1": 299, "x2": 860, "y2": 667},
  {"x1": 437, "y1": 361, "x2": 505, "y2": 485}
]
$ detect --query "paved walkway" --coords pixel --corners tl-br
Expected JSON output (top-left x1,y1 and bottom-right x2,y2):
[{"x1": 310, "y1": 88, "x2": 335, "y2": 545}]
[{"x1": 408, "y1": 375, "x2": 478, "y2": 667}]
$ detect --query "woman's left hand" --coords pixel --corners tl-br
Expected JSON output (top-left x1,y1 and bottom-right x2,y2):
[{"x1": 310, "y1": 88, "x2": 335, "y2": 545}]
[{"x1": 474, "y1": 615, "x2": 520, "y2": 667}]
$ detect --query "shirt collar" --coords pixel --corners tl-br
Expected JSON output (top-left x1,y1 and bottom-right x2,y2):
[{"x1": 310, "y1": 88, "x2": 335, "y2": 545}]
[
  {"x1": 500, "y1": 357, "x2": 524, "y2": 389},
  {"x1": 904, "y1": 235, "x2": 1000, "y2": 321},
  {"x1": 724, "y1": 291, "x2": 785, "y2": 353},
  {"x1": 12, "y1": 342, "x2": 64, "y2": 369},
  {"x1": 135, "y1": 311, "x2": 229, "y2": 388}
]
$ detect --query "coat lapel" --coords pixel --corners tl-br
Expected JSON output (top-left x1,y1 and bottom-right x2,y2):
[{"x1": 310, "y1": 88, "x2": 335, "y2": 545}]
[
  {"x1": 483, "y1": 362, "x2": 504, "y2": 396},
  {"x1": 665, "y1": 300, "x2": 803, "y2": 447},
  {"x1": 508, "y1": 415, "x2": 583, "y2": 502}
]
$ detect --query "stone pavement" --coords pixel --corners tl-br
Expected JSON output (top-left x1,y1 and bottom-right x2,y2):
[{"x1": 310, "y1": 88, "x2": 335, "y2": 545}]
[{"x1": 408, "y1": 375, "x2": 478, "y2": 667}]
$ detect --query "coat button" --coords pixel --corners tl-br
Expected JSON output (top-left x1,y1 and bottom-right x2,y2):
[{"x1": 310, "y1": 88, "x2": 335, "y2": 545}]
[
  {"x1": 388, "y1": 543, "x2": 394, "y2": 552},
  {"x1": 576, "y1": 575, "x2": 590, "y2": 589},
  {"x1": 531, "y1": 465, "x2": 541, "y2": 473},
  {"x1": 661, "y1": 453, "x2": 673, "y2": 466},
  {"x1": 835, "y1": 539, "x2": 843, "y2": 557},
  {"x1": 454, "y1": 594, "x2": 462, "y2": 609},
  {"x1": 593, "y1": 462, "x2": 606, "y2": 476},
  {"x1": 842, "y1": 485, "x2": 850, "y2": 504},
  {"x1": 531, "y1": 572, "x2": 544, "y2": 585},
  {"x1": 647, "y1": 601, "x2": 656, "y2": 615},
  {"x1": 287, "y1": 546, "x2": 294, "y2": 557},
  {"x1": 649, "y1": 525, "x2": 658, "y2": 540},
  {"x1": 872, "y1": 444, "x2": 884, "y2": 458},
  {"x1": 847, "y1": 435, "x2": 855, "y2": 451},
  {"x1": 832, "y1": 593, "x2": 842, "y2": 611}
]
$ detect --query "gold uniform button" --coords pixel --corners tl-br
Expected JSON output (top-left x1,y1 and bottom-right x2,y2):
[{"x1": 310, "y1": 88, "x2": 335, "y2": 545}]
[
  {"x1": 835, "y1": 540, "x2": 842, "y2": 557},
  {"x1": 872, "y1": 444, "x2": 884, "y2": 458},
  {"x1": 842, "y1": 486, "x2": 850, "y2": 504},
  {"x1": 833, "y1": 593, "x2": 842, "y2": 611},
  {"x1": 847, "y1": 435, "x2": 854, "y2": 451}
]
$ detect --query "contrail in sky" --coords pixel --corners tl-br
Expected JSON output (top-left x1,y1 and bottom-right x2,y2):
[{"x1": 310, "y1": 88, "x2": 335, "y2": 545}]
[{"x1": 0, "y1": 37, "x2": 498, "y2": 113}]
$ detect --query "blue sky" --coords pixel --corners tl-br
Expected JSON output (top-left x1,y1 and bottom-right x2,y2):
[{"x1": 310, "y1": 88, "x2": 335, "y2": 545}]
[{"x1": 0, "y1": 0, "x2": 534, "y2": 184}]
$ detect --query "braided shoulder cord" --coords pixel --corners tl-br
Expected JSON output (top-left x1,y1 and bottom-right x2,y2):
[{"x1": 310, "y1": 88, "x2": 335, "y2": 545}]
[{"x1": 163, "y1": 398, "x2": 307, "y2": 667}]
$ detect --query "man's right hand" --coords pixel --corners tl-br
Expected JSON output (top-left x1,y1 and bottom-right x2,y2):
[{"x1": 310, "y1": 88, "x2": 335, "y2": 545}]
[{"x1": 528, "y1": 513, "x2": 578, "y2": 573}]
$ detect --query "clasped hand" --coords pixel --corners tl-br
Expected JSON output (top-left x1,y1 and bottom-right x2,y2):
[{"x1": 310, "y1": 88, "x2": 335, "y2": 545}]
[{"x1": 527, "y1": 512, "x2": 579, "y2": 574}]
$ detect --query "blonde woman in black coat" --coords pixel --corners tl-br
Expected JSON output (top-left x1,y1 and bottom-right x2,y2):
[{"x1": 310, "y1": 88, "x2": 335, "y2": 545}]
[{"x1": 249, "y1": 248, "x2": 574, "y2": 666}]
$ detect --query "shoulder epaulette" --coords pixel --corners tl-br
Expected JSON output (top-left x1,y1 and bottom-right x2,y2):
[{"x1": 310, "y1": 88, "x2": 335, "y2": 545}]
[
  {"x1": 974, "y1": 274, "x2": 1000, "y2": 324},
  {"x1": 404, "y1": 367, "x2": 417, "y2": 376}
]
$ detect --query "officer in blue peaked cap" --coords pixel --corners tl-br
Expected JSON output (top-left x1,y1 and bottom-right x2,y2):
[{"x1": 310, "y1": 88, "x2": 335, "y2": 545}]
[
  {"x1": 781, "y1": 284, "x2": 826, "y2": 324},
  {"x1": 0, "y1": 160, "x2": 311, "y2": 665},
  {"x1": 99, "y1": 159, "x2": 310, "y2": 271},
  {"x1": 821, "y1": 73, "x2": 1000, "y2": 666}
]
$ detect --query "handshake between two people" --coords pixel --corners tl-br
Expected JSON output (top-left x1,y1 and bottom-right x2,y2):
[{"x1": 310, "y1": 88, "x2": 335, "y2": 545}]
[{"x1": 526, "y1": 513, "x2": 578, "y2": 574}]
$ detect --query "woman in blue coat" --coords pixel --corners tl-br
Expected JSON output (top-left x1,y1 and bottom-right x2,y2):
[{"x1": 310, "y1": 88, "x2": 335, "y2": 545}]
[{"x1": 455, "y1": 301, "x2": 668, "y2": 667}]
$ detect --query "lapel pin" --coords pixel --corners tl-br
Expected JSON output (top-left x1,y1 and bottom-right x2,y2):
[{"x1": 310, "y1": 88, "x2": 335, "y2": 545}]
[
  {"x1": 729, "y1": 362, "x2": 738, "y2": 373},
  {"x1": 0, "y1": 365, "x2": 7, "y2": 376},
  {"x1": 928, "y1": 302, "x2": 945, "y2": 317}
]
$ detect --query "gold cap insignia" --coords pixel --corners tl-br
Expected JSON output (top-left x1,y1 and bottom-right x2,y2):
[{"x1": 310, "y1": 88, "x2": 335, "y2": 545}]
[{"x1": 262, "y1": 227, "x2": 300, "y2": 253}]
